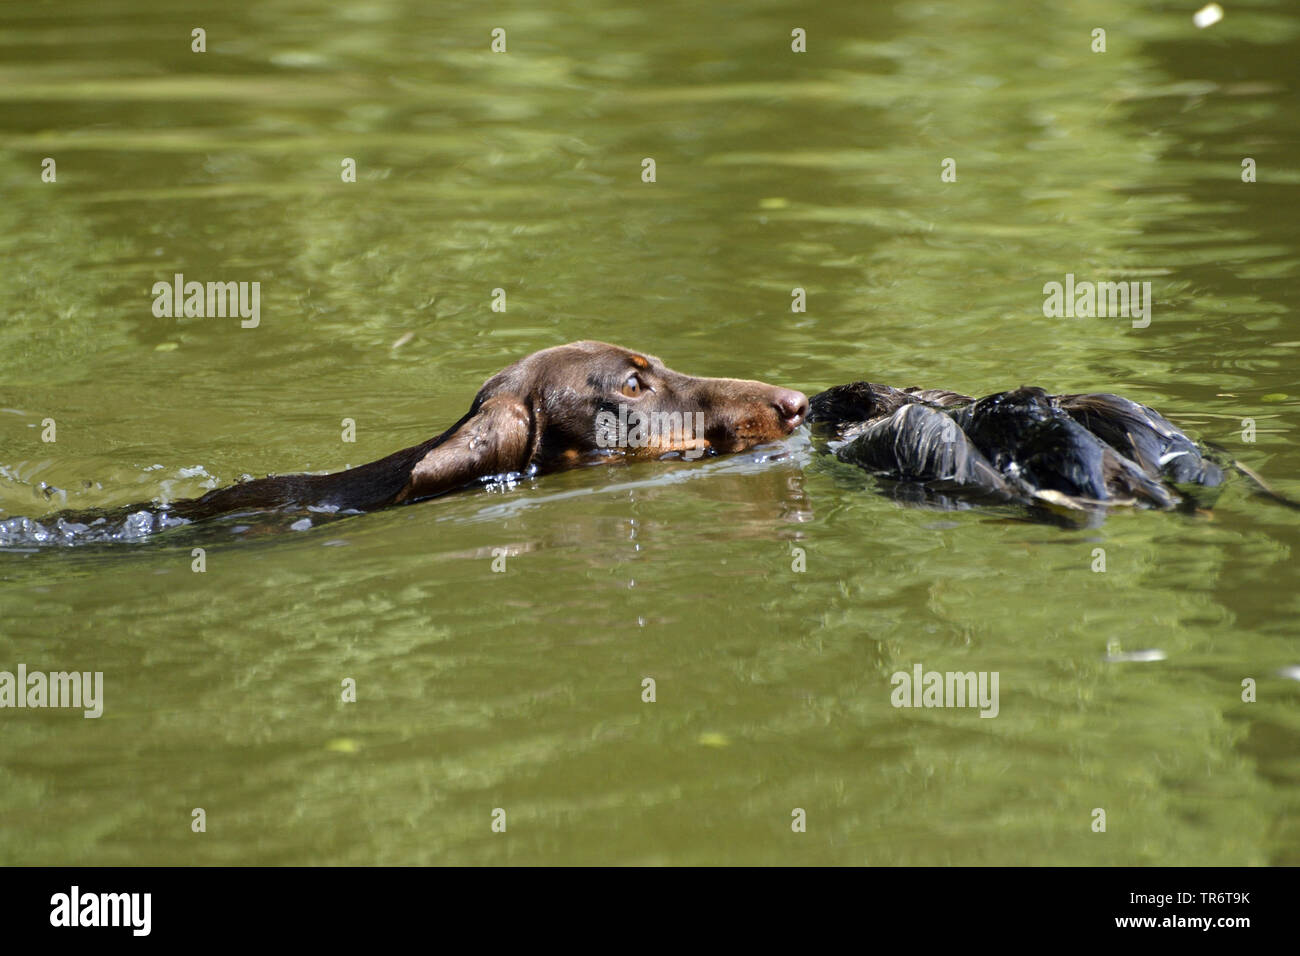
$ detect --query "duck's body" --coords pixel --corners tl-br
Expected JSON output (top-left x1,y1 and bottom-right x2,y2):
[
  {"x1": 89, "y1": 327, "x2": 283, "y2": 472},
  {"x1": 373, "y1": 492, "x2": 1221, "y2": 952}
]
[{"x1": 809, "y1": 383, "x2": 1225, "y2": 514}]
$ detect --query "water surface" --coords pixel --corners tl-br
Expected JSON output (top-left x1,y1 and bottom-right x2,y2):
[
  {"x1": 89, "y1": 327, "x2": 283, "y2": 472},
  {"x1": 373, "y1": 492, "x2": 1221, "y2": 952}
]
[{"x1": 1, "y1": 0, "x2": 1298, "y2": 864}]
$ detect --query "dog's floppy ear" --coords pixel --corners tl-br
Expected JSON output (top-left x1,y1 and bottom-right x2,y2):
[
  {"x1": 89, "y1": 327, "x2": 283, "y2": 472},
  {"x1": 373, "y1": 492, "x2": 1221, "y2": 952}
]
[{"x1": 394, "y1": 393, "x2": 536, "y2": 503}]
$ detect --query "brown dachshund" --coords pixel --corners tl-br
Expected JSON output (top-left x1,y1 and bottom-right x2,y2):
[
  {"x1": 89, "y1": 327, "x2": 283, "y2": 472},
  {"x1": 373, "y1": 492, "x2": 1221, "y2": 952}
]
[{"x1": 163, "y1": 340, "x2": 808, "y2": 522}]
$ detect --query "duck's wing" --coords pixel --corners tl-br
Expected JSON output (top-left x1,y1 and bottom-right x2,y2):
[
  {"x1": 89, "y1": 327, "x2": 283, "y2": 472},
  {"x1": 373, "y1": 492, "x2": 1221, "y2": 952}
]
[
  {"x1": 901, "y1": 387, "x2": 974, "y2": 407},
  {"x1": 956, "y1": 388, "x2": 1178, "y2": 509},
  {"x1": 1054, "y1": 393, "x2": 1224, "y2": 488},
  {"x1": 1015, "y1": 415, "x2": 1178, "y2": 509},
  {"x1": 837, "y1": 403, "x2": 1018, "y2": 499}
]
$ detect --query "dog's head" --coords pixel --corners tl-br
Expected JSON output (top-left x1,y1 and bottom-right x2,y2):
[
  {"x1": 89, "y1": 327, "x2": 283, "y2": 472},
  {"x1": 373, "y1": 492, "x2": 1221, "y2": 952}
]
[{"x1": 398, "y1": 340, "x2": 807, "y2": 502}]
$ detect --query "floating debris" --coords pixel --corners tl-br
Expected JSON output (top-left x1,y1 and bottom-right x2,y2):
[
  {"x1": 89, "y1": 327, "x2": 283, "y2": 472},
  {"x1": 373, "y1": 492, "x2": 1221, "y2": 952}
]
[
  {"x1": 1103, "y1": 642, "x2": 1167, "y2": 663},
  {"x1": 1193, "y1": 4, "x2": 1224, "y2": 29}
]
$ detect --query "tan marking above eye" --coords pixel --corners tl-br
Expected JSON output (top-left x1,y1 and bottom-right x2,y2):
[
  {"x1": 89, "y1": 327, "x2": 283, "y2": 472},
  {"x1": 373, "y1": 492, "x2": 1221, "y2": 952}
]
[
  {"x1": 630, "y1": 355, "x2": 650, "y2": 370},
  {"x1": 621, "y1": 373, "x2": 643, "y2": 398}
]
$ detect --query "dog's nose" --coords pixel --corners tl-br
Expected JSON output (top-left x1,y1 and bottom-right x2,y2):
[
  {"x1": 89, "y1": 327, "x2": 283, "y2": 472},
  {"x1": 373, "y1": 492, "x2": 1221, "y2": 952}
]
[{"x1": 773, "y1": 389, "x2": 809, "y2": 429}]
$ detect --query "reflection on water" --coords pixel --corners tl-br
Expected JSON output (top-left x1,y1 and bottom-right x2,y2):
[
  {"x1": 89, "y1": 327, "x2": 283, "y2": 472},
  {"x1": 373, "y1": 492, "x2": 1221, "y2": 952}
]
[{"x1": 1, "y1": 0, "x2": 1298, "y2": 864}]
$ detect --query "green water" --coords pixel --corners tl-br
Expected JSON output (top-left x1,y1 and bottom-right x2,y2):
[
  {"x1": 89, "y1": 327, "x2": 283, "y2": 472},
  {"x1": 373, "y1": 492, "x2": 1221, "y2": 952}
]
[{"x1": 1, "y1": 0, "x2": 1298, "y2": 865}]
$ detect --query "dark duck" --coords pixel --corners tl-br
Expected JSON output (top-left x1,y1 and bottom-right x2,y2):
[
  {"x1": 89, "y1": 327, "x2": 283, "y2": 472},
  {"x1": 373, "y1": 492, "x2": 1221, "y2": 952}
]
[{"x1": 807, "y1": 381, "x2": 1260, "y2": 518}]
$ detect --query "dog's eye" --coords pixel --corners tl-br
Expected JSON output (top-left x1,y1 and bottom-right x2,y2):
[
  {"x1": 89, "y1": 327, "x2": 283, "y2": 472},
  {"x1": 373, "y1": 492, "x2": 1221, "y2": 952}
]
[{"x1": 621, "y1": 374, "x2": 644, "y2": 398}]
